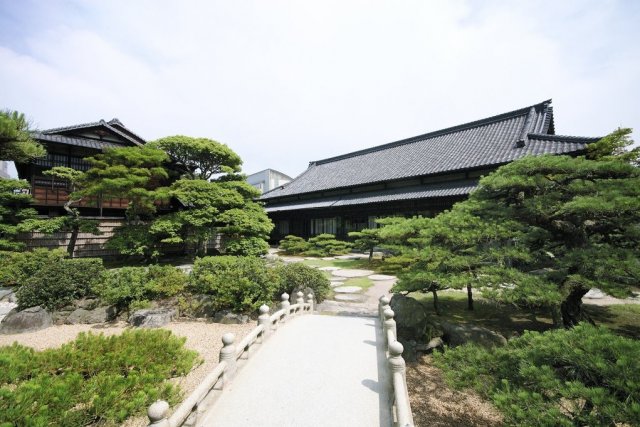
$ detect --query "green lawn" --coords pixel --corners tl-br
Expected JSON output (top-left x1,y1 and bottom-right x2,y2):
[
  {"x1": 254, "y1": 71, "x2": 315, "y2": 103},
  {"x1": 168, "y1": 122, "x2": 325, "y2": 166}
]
[{"x1": 342, "y1": 276, "x2": 374, "y2": 291}]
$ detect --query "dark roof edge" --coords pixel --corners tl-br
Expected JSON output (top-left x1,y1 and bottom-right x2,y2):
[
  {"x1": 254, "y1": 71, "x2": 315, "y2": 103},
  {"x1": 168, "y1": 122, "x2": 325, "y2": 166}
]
[
  {"x1": 527, "y1": 133, "x2": 601, "y2": 143},
  {"x1": 312, "y1": 99, "x2": 552, "y2": 166},
  {"x1": 42, "y1": 118, "x2": 145, "y2": 146}
]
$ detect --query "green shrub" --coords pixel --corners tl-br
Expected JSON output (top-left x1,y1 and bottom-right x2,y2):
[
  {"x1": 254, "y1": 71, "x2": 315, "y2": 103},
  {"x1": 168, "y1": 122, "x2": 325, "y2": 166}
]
[
  {"x1": 146, "y1": 265, "x2": 188, "y2": 298},
  {"x1": 274, "y1": 262, "x2": 331, "y2": 303},
  {"x1": 224, "y1": 236, "x2": 269, "y2": 257},
  {"x1": 0, "y1": 329, "x2": 199, "y2": 426},
  {"x1": 189, "y1": 256, "x2": 278, "y2": 313},
  {"x1": 278, "y1": 235, "x2": 310, "y2": 255},
  {"x1": 433, "y1": 324, "x2": 640, "y2": 426},
  {"x1": 306, "y1": 234, "x2": 352, "y2": 256},
  {"x1": 94, "y1": 265, "x2": 187, "y2": 312},
  {"x1": 16, "y1": 258, "x2": 105, "y2": 310},
  {"x1": 0, "y1": 248, "x2": 67, "y2": 287}
]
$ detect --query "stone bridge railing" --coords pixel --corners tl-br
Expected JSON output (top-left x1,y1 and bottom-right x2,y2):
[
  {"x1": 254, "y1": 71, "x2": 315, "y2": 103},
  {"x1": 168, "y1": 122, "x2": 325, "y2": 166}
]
[
  {"x1": 379, "y1": 296, "x2": 415, "y2": 427},
  {"x1": 147, "y1": 291, "x2": 314, "y2": 427}
]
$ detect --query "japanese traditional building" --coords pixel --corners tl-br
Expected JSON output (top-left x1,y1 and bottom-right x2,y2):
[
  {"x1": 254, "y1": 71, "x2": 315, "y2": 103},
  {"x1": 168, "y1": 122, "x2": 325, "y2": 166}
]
[
  {"x1": 260, "y1": 100, "x2": 600, "y2": 241},
  {"x1": 16, "y1": 118, "x2": 146, "y2": 216}
]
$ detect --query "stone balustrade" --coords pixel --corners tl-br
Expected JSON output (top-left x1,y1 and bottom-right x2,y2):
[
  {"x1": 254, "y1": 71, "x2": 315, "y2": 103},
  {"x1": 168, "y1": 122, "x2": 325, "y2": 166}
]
[
  {"x1": 147, "y1": 291, "x2": 314, "y2": 427},
  {"x1": 379, "y1": 296, "x2": 415, "y2": 427}
]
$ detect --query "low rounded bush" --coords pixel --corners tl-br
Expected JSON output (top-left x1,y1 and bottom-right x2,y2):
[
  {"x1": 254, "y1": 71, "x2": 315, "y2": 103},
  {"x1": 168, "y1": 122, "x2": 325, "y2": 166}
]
[
  {"x1": 274, "y1": 262, "x2": 331, "y2": 303},
  {"x1": 0, "y1": 248, "x2": 67, "y2": 287},
  {"x1": 94, "y1": 265, "x2": 187, "y2": 311},
  {"x1": 0, "y1": 329, "x2": 198, "y2": 426},
  {"x1": 16, "y1": 258, "x2": 105, "y2": 310},
  {"x1": 278, "y1": 235, "x2": 309, "y2": 255},
  {"x1": 306, "y1": 234, "x2": 352, "y2": 256},
  {"x1": 189, "y1": 256, "x2": 278, "y2": 313},
  {"x1": 223, "y1": 236, "x2": 269, "y2": 257}
]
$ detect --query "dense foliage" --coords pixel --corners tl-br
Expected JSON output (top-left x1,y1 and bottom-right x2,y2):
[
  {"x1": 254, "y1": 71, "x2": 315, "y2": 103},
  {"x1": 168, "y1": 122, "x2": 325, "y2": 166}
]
[
  {"x1": 16, "y1": 258, "x2": 105, "y2": 310},
  {"x1": 274, "y1": 262, "x2": 331, "y2": 303},
  {"x1": 0, "y1": 110, "x2": 45, "y2": 162},
  {"x1": 434, "y1": 324, "x2": 640, "y2": 426},
  {"x1": 94, "y1": 265, "x2": 187, "y2": 311},
  {"x1": 348, "y1": 228, "x2": 381, "y2": 261},
  {"x1": 0, "y1": 178, "x2": 38, "y2": 251},
  {"x1": 278, "y1": 234, "x2": 352, "y2": 256},
  {"x1": 0, "y1": 329, "x2": 198, "y2": 426},
  {"x1": 0, "y1": 248, "x2": 67, "y2": 287},
  {"x1": 189, "y1": 256, "x2": 278, "y2": 313}
]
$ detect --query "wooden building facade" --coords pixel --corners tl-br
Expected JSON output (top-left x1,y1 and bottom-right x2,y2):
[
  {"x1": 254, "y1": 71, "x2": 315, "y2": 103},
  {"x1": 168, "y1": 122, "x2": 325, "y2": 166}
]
[{"x1": 260, "y1": 100, "x2": 600, "y2": 241}]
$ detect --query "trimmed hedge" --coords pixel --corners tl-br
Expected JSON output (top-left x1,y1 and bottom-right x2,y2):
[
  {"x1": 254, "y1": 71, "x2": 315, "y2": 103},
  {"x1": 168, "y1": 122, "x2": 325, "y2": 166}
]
[
  {"x1": 93, "y1": 265, "x2": 187, "y2": 311},
  {"x1": 189, "y1": 256, "x2": 278, "y2": 313},
  {"x1": 274, "y1": 262, "x2": 331, "y2": 303},
  {"x1": 0, "y1": 329, "x2": 198, "y2": 426},
  {"x1": 16, "y1": 258, "x2": 105, "y2": 310}
]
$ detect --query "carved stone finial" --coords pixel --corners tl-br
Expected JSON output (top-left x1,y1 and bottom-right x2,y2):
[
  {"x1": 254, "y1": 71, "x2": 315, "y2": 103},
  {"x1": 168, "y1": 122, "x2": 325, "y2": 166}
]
[
  {"x1": 281, "y1": 292, "x2": 290, "y2": 302},
  {"x1": 297, "y1": 291, "x2": 304, "y2": 298},
  {"x1": 222, "y1": 332, "x2": 235, "y2": 346},
  {"x1": 379, "y1": 295, "x2": 390, "y2": 305},
  {"x1": 389, "y1": 340, "x2": 404, "y2": 357},
  {"x1": 307, "y1": 293, "x2": 313, "y2": 302},
  {"x1": 147, "y1": 400, "x2": 169, "y2": 422},
  {"x1": 383, "y1": 308, "x2": 395, "y2": 320},
  {"x1": 259, "y1": 304, "x2": 270, "y2": 315}
]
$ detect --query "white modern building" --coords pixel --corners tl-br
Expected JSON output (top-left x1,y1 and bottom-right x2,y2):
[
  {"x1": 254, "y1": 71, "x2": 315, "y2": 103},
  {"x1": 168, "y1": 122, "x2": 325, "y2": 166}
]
[{"x1": 247, "y1": 169, "x2": 293, "y2": 194}]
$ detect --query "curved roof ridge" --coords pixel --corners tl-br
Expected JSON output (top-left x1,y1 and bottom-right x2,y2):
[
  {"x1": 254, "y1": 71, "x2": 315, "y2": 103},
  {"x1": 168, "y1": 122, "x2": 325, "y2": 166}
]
[
  {"x1": 313, "y1": 99, "x2": 552, "y2": 165},
  {"x1": 527, "y1": 133, "x2": 601, "y2": 143}
]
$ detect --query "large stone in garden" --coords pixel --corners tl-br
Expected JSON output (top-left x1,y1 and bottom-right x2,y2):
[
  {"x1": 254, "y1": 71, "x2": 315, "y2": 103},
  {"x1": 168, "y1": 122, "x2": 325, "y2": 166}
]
[
  {"x1": 213, "y1": 310, "x2": 250, "y2": 324},
  {"x1": 389, "y1": 294, "x2": 430, "y2": 341},
  {"x1": 129, "y1": 308, "x2": 177, "y2": 328},
  {"x1": 332, "y1": 269, "x2": 374, "y2": 278},
  {"x1": 0, "y1": 305, "x2": 52, "y2": 334},
  {"x1": 0, "y1": 288, "x2": 16, "y2": 303},
  {"x1": 436, "y1": 320, "x2": 507, "y2": 348},
  {"x1": 66, "y1": 306, "x2": 116, "y2": 324}
]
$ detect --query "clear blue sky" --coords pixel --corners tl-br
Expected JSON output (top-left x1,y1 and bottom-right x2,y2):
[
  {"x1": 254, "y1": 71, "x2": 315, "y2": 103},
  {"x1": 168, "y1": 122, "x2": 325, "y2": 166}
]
[{"x1": 1, "y1": 0, "x2": 639, "y2": 178}]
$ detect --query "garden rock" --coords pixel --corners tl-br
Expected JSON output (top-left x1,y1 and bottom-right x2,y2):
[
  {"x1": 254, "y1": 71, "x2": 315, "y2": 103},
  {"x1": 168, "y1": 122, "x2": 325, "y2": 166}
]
[
  {"x1": 213, "y1": 310, "x2": 250, "y2": 324},
  {"x1": 0, "y1": 288, "x2": 16, "y2": 303},
  {"x1": 389, "y1": 294, "x2": 430, "y2": 341},
  {"x1": 129, "y1": 308, "x2": 177, "y2": 328},
  {"x1": 584, "y1": 288, "x2": 607, "y2": 299},
  {"x1": 0, "y1": 305, "x2": 52, "y2": 334},
  {"x1": 66, "y1": 306, "x2": 116, "y2": 324},
  {"x1": 74, "y1": 298, "x2": 101, "y2": 310},
  {"x1": 333, "y1": 269, "x2": 374, "y2": 278},
  {"x1": 437, "y1": 320, "x2": 507, "y2": 348}
]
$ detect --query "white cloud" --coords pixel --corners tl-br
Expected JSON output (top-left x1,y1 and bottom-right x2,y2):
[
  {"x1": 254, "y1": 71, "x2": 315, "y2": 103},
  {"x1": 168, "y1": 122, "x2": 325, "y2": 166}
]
[{"x1": 0, "y1": 0, "x2": 638, "y2": 177}]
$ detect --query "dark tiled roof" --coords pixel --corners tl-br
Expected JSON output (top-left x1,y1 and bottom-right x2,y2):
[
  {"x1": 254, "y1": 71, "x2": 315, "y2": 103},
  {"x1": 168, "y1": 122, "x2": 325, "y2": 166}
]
[
  {"x1": 262, "y1": 101, "x2": 599, "y2": 201},
  {"x1": 265, "y1": 179, "x2": 477, "y2": 213},
  {"x1": 31, "y1": 132, "x2": 126, "y2": 150},
  {"x1": 41, "y1": 118, "x2": 145, "y2": 146}
]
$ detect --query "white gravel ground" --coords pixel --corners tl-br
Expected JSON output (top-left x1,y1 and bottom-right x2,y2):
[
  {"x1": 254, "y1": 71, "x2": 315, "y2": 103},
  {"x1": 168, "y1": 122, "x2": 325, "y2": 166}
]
[{"x1": 0, "y1": 319, "x2": 256, "y2": 427}]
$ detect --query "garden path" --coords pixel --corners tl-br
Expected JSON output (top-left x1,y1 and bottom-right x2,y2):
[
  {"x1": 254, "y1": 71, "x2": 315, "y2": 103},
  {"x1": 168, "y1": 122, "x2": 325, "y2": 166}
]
[{"x1": 198, "y1": 314, "x2": 393, "y2": 427}]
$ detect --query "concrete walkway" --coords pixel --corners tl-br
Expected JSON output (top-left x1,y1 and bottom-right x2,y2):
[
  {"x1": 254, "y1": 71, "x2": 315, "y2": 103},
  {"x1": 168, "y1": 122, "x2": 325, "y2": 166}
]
[{"x1": 199, "y1": 315, "x2": 392, "y2": 427}]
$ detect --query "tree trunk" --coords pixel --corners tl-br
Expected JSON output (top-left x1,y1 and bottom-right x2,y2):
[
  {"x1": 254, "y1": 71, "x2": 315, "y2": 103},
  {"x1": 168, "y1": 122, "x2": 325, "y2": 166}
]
[
  {"x1": 67, "y1": 223, "x2": 79, "y2": 257},
  {"x1": 432, "y1": 289, "x2": 442, "y2": 316},
  {"x1": 368, "y1": 247, "x2": 373, "y2": 262},
  {"x1": 466, "y1": 284, "x2": 474, "y2": 311},
  {"x1": 560, "y1": 287, "x2": 593, "y2": 328},
  {"x1": 550, "y1": 305, "x2": 563, "y2": 328}
]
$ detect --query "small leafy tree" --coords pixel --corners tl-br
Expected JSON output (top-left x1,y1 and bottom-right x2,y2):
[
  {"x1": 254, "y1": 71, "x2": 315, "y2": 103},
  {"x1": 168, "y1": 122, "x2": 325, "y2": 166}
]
[
  {"x1": 348, "y1": 228, "x2": 381, "y2": 261},
  {"x1": 0, "y1": 110, "x2": 45, "y2": 162}
]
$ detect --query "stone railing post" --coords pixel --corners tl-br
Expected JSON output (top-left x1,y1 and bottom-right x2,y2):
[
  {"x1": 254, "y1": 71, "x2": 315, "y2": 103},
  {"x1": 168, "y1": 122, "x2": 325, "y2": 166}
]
[
  {"x1": 280, "y1": 292, "x2": 290, "y2": 322},
  {"x1": 219, "y1": 333, "x2": 237, "y2": 384},
  {"x1": 388, "y1": 340, "x2": 414, "y2": 426},
  {"x1": 379, "y1": 295, "x2": 390, "y2": 323},
  {"x1": 147, "y1": 400, "x2": 170, "y2": 427},
  {"x1": 296, "y1": 291, "x2": 305, "y2": 314},
  {"x1": 306, "y1": 292, "x2": 314, "y2": 312},
  {"x1": 258, "y1": 304, "x2": 271, "y2": 340},
  {"x1": 384, "y1": 308, "x2": 397, "y2": 345}
]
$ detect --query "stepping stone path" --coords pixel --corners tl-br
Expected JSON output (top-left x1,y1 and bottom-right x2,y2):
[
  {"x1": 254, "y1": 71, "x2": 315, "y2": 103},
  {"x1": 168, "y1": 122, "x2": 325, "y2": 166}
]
[
  {"x1": 368, "y1": 274, "x2": 396, "y2": 281},
  {"x1": 332, "y1": 286, "x2": 363, "y2": 294},
  {"x1": 330, "y1": 282, "x2": 345, "y2": 288},
  {"x1": 318, "y1": 266, "x2": 341, "y2": 271},
  {"x1": 332, "y1": 269, "x2": 374, "y2": 278},
  {"x1": 334, "y1": 294, "x2": 367, "y2": 302}
]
